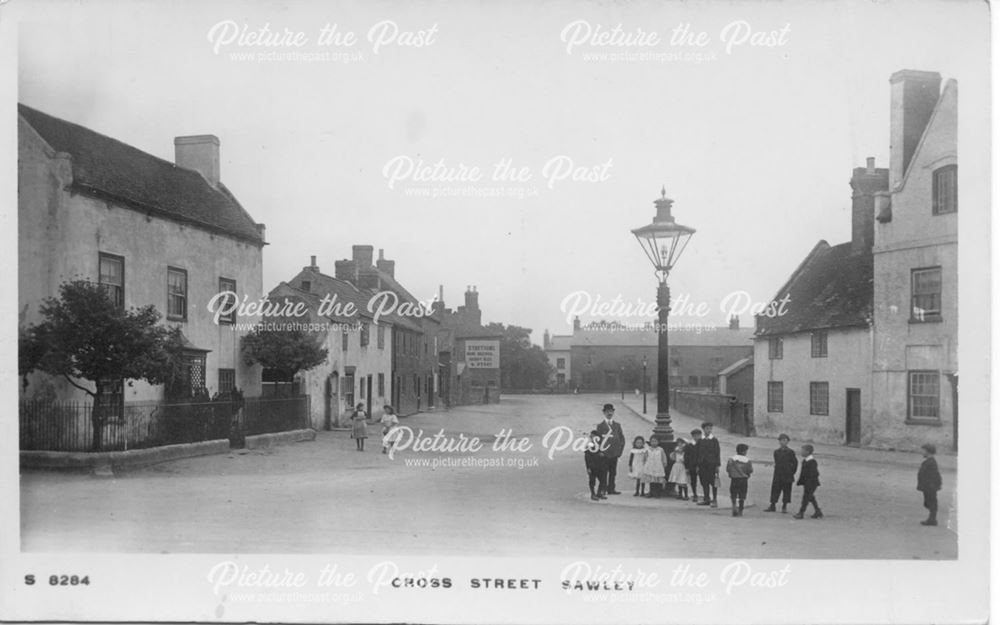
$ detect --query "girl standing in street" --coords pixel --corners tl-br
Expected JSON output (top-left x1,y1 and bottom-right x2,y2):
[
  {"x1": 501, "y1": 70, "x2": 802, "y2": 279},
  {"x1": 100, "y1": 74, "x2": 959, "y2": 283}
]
[
  {"x1": 640, "y1": 437, "x2": 668, "y2": 497},
  {"x1": 628, "y1": 436, "x2": 648, "y2": 497},
  {"x1": 380, "y1": 405, "x2": 400, "y2": 454},
  {"x1": 668, "y1": 439, "x2": 690, "y2": 499},
  {"x1": 351, "y1": 403, "x2": 368, "y2": 451}
]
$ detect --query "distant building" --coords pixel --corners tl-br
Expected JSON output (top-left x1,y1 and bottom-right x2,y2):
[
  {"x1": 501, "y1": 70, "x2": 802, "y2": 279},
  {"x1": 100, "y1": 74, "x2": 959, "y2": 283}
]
[
  {"x1": 543, "y1": 330, "x2": 572, "y2": 390},
  {"x1": 18, "y1": 104, "x2": 266, "y2": 407},
  {"x1": 718, "y1": 356, "x2": 754, "y2": 418},
  {"x1": 552, "y1": 317, "x2": 753, "y2": 393},
  {"x1": 435, "y1": 286, "x2": 503, "y2": 405}
]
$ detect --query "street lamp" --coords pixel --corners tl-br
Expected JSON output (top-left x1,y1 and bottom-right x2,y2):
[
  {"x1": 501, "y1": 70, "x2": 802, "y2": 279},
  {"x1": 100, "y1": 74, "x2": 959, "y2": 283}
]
[
  {"x1": 632, "y1": 186, "x2": 695, "y2": 453},
  {"x1": 642, "y1": 355, "x2": 648, "y2": 414}
]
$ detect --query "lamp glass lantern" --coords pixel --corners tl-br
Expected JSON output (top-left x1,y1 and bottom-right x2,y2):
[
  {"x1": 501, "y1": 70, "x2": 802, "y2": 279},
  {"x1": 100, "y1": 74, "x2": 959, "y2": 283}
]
[{"x1": 631, "y1": 188, "x2": 695, "y2": 282}]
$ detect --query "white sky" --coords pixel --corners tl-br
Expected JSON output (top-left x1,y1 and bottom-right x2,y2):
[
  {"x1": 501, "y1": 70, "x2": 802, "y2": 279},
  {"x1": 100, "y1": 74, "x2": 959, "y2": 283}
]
[{"x1": 17, "y1": 0, "x2": 988, "y2": 344}]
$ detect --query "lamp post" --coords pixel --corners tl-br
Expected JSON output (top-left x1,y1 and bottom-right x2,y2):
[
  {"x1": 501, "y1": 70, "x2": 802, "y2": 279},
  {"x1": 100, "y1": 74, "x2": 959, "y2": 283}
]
[
  {"x1": 620, "y1": 365, "x2": 625, "y2": 400},
  {"x1": 642, "y1": 355, "x2": 648, "y2": 414},
  {"x1": 632, "y1": 186, "x2": 695, "y2": 454}
]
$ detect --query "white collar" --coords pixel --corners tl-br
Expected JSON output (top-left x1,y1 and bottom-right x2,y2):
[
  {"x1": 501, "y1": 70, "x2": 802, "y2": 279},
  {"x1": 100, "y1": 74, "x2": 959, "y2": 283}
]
[
  {"x1": 704, "y1": 433, "x2": 714, "y2": 439},
  {"x1": 732, "y1": 454, "x2": 749, "y2": 462},
  {"x1": 804, "y1": 455, "x2": 815, "y2": 461}
]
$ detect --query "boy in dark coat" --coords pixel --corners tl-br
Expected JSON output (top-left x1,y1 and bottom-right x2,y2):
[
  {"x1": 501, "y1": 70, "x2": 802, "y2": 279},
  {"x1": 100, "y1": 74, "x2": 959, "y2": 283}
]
[
  {"x1": 584, "y1": 430, "x2": 608, "y2": 501},
  {"x1": 765, "y1": 434, "x2": 798, "y2": 513},
  {"x1": 685, "y1": 428, "x2": 702, "y2": 503},
  {"x1": 917, "y1": 443, "x2": 943, "y2": 526},
  {"x1": 695, "y1": 422, "x2": 721, "y2": 507},
  {"x1": 793, "y1": 444, "x2": 822, "y2": 519}
]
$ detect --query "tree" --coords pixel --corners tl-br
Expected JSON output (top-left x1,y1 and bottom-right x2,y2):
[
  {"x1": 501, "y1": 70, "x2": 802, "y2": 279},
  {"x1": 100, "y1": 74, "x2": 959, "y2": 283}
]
[
  {"x1": 241, "y1": 324, "x2": 327, "y2": 397},
  {"x1": 485, "y1": 323, "x2": 553, "y2": 390},
  {"x1": 19, "y1": 279, "x2": 184, "y2": 451}
]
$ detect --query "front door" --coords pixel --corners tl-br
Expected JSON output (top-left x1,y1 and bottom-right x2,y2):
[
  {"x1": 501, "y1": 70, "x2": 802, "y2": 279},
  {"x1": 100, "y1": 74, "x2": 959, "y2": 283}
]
[{"x1": 845, "y1": 388, "x2": 861, "y2": 445}]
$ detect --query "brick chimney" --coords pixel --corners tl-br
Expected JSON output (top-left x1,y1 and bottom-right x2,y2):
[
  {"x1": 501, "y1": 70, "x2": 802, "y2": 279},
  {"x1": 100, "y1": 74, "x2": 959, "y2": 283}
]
[
  {"x1": 432, "y1": 285, "x2": 445, "y2": 315},
  {"x1": 352, "y1": 245, "x2": 374, "y2": 269},
  {"x1": 463, "y1": 286, "x2": 481, "y2": 326},
  {"x1": 543, "y1": 329, "x2": 551, "y2": 349},
  {"x1": 376, "y1": 248, "x2": 395, "y2": 279},
  {"x1": 850, "y1": 157, "x2": 889, "y2": 252},
  {"x1": 573, "y1": 316, "x2": 581, "y2": 333},
  {"x1": 889, "y1": 70, "x2": 942, "y2": 187},
  {"x1": 334, "y1": 260, "x2": 357, "y2": 285},
  {"x1": 305, "y1": 255, "x2": 320, "y2": 272},
  {"x1": 728, "y1": 315, "x2": 739, "y2": 330},
  {"x1": 174, "y1": 135, "x2": 220, "y2": 186},
  {"x1": 358, "y1": 268, "x2": 381, "y2": 290}
]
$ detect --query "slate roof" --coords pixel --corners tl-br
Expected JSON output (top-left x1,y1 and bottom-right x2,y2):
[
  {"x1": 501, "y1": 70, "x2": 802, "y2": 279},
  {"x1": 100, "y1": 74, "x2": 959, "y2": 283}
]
[
  {"x1": 282, "y1": 268, "x2": 424, "y2": 332},
  {"x1": 718, "y1": 356, "x2": 753, "y2": 377},
  {"x1": 546, "y1": 335, "x2": 573, "y2": 351},
  {"x1": 754, "y1": 241, "x2": 873, "y2": 337},
  {"x1": 18, "y1": 103, "x2": 264, "y2": 245}
]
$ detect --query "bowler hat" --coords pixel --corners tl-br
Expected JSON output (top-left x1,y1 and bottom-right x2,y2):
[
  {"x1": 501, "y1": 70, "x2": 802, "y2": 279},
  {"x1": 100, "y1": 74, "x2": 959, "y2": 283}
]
[
  {"x1": 602, "y1": 403, "x2": 615, "y2": 412},
  {"x1": 921, "y1": 443, "x2": 937, "y2": 454}
]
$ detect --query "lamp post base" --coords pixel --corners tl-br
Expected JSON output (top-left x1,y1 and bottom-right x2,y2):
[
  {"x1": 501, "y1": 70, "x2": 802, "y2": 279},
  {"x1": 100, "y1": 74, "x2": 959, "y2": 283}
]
[{"x1": 652, "y1": 412, "x2": 676, "y2": 452}]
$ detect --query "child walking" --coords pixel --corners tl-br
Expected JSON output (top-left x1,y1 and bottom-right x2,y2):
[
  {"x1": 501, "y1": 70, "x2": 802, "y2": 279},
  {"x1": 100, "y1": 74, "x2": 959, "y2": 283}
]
[
  {"x1": 350, "y1": 403, "x2": 368, "y2": 451},
  {"x1": 380, "y1": 405, "x2": 400, "y2": 454},
  {"x1": 917, "y1": 443, "x2": 942, "y2": 526},
  {"x1": 726, "y1": 443, "x2": 754, "y2": 517},
  {"x1": 639, "y1": 437, "x2": 668, "y2": 497},
  {"x1": 585, "y1": 430, "x2": 609, "y2": 501},
  {"x1": 668, "y1": 439, "x2": 690, "y2": 500},
  {"x1": 628, "y1": 436, "x2": 649, "y2": 497},
  {"x1": 793, "y1": 444, "x2": 823, "y2": 519}
]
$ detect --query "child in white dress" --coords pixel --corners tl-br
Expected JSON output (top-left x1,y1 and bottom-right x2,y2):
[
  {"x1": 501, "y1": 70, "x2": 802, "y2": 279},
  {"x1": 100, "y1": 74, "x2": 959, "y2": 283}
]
[
  {"x1": 627, "y1": 436, "x2": 648, "y2": 497},
  {"x1": 668, "y1": 438, "x2": 690, "y2": 500},
  {"x1": 640, "y1": 436, "x2": 668, "y2": 498}
]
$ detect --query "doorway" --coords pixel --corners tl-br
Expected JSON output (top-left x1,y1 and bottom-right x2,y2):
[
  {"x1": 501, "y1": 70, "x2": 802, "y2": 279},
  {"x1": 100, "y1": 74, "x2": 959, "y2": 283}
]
[
  {"x1": 366, "y1": 375, "x2": 373, "y2": 419},
  {"x1": 845, "y1": 388, "x2": 861, "y2": 445}
]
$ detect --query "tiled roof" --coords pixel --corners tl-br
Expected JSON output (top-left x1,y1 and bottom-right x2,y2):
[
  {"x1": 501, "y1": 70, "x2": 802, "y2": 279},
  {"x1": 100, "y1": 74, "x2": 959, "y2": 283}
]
[
  {"x1": 571, "y1": 326, "x2": 754, "y2": 348},
  {"x1": 718, "y1": 356, "x2": 753, "y2": 377},
  {"x1": 18, "y1": 104, "x2": 264, "y2": 245},
  {"x1": 546, "y1": 335, "x2": 573, "y2": 351},
  {"x1": 283, "y1": 268, "x2": 424, "y2": 332},
  {"x1": 755, "y1": 241, "x2": 873, "y2": 337}
]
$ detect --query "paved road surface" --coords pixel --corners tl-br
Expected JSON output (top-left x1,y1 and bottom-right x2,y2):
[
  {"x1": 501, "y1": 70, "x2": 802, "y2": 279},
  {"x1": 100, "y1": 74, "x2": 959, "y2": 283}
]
[{"x1": 20, "y1": 394, "x2": 956, "y2": 559}]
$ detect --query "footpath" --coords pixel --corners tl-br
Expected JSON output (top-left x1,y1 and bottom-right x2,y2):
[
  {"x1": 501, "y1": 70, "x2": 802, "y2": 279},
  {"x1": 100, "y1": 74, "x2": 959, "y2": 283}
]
[{"x1": 618, "y1": 392, "x2": 956, "y2": 473}]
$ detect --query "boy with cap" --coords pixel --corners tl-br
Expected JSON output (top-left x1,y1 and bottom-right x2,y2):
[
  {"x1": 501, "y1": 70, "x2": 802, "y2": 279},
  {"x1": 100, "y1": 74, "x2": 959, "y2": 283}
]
[
  {"x1": 793, "y1": 444, "x2": 822, "y2": 519},
  {"x1": 917, "y1": 443, "x2": 942, "y2": 526},
  {"x1": 726, "y1": 443, "x2": 753, "y2": 517},
  {"x1": 686, "y1": 428, "x2": 703, "y2": 502},
  {"x1": 584, "y1": 429, "x2": 608, "y2": 501},
  {"x1": 696, "y1": 422, "x2": 721, "y2": 507},
  {"x1": 765, "y1": 434, "x2": 798, "y2": 513}
]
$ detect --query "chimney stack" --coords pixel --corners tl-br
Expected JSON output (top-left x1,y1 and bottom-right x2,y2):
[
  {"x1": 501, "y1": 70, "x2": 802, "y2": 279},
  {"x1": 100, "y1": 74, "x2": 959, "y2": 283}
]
[
  {"x1": 573, "y1": 316, "x2": 581, "y2": 333},
  {"x1": 850, "y1": 157, "x2": 889, "y2": 253},
  {"x1": 889, "y1": 70, "x2": 942, "y2": 187},
  {"x1": 352, "y1": 245, "x2": 374, "y2": 269},
  {"x1": 305, "y1": 255, "x2": 320, "y2": 271},
  {"x1": 334, "y1": 260, "x2": 357, "y2": 285},
  {"x1": 376, "y1": 248, "x2": 396, "y2": 279},
  {"x1": 728, "y1": 315, "x2": 739, "y2": 330},
  {"x1": 174, "y1": 135, "x2": 220, "y2": 186},
  {"x1": 358, "y1": 268, "x2": 380, "y2": 290}
]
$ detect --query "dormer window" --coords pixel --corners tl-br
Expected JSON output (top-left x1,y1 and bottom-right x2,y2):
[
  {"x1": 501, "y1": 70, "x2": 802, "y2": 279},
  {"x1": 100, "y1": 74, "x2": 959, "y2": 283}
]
[{"x1": 932, "y1": 165, "x2": 957, "y2": 215}]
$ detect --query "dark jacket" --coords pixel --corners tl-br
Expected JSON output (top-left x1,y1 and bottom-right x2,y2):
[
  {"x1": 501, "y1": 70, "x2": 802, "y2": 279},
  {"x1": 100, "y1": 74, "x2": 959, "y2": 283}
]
[
  {"x1": 797, "y1": 457, "x2": 820, "y2": 489},
  {"x1": 772, "y1": 447, "x2": 798, "y2": 483},
  {"x1": 585, "y1": 442, "x2": 607, "y2": 473},
  {"x1": 595, "y1": 419, "x2": 625, "y2": 459},
  {"x1": 683, "y1": 443, "x2": 699, "y2": 471},
  {"x1": 696, "y1": 436, "x2": 721, "y2": 468},
  {"x1": 917, "y1": 457, "x2": 942, "y2": 492}
]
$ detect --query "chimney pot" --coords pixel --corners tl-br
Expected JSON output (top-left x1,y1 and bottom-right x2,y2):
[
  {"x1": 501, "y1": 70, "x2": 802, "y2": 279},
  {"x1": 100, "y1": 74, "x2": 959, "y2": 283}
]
[
  {"x1": 866, "y1": 157, "x2": 875, "y2": 173},
  {"x1": 174, "y1": 135, "x2": 220, "y2": 186}
]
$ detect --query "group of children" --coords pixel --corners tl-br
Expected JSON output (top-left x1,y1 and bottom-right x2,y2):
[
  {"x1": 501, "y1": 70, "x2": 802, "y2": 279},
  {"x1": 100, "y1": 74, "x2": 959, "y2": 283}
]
[{"x1": 595, "y1": 423, "x2": 944, "y2": 526}]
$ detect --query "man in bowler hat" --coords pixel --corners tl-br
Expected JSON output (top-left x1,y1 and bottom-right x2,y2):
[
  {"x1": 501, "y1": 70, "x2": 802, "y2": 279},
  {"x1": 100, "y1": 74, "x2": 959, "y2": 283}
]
[{"x1": 595, "y1": 403, "x2": 625, "y2": 494}]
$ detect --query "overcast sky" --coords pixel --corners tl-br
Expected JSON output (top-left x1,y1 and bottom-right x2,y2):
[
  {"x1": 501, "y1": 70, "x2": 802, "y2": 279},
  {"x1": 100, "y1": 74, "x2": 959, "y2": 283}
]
[{"x1": 17, "y1": 0, "x2": 988, "y2": 343}]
